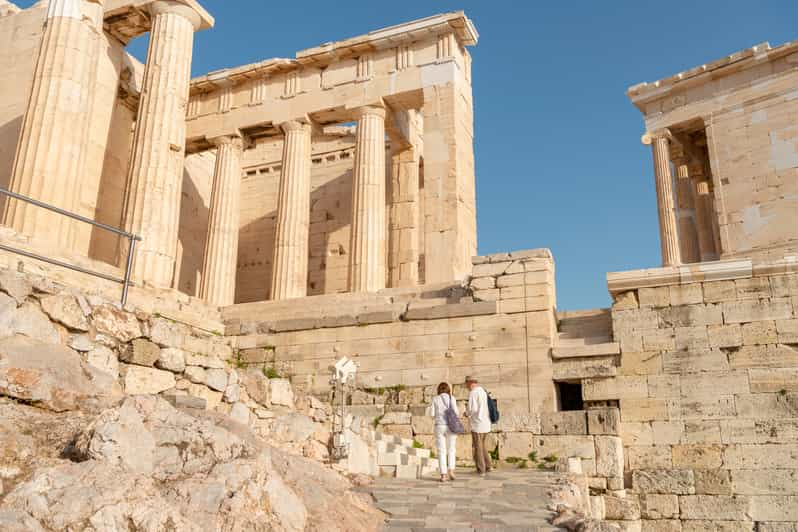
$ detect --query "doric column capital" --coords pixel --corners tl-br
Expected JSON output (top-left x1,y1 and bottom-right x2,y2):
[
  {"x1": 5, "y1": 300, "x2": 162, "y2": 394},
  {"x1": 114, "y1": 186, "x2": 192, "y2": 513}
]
[
  {"x1": 641, "y1": 128, "x2": 672, "y2": 145},
  {"x1": 210, "y1": 134, "x2": 243, "y2": 149},
  {"x1": 280, "y1": 120, "x2": 312, "y2": 134},
  {"x1": 150, "y1": 0, "x2": 204, "y2": 30},
  {"x1": 353, "y1": 105, "x2": 386, "y2": 120}
]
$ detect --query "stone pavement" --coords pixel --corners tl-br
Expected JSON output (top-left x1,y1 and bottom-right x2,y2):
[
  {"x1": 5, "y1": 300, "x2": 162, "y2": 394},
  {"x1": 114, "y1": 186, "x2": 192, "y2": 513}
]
[{"x1": 363, "y1": 468, "x2": 568, "y2": 532}]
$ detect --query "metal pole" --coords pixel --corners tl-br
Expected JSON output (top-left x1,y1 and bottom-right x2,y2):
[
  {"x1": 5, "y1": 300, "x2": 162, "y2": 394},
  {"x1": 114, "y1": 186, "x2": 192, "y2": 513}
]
[{"x1": 121, "y1": 237, "x2": 137, "y2": 307}]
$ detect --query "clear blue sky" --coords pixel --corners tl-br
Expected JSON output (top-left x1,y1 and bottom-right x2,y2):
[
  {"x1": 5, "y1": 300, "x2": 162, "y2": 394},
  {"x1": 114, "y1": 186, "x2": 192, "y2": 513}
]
[{"x1": 17, "y1": 1, "x2": 798, "y2": 309}]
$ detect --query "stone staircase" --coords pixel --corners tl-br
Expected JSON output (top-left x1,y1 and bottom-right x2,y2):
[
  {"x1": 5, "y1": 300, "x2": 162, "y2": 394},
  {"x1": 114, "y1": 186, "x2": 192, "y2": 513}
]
[
  {"x1": 375, "y1": 432, "x2": 438, "y2": 479},
  {"x1": 552, "y1": 308, "x2": 619, "y2": 359}
]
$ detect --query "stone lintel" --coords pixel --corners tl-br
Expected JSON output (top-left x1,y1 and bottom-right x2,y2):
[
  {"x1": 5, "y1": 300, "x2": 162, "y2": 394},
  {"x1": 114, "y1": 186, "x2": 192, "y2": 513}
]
[
  {"x1": 103, "y1": 0, "x2": 213, "y2": 44},
  {"x1": 603, "y1": 257, "x2": 798, "y2": 295},
  {"x1": 626, "y1": 39, "x2": 798, "y2": 109}
]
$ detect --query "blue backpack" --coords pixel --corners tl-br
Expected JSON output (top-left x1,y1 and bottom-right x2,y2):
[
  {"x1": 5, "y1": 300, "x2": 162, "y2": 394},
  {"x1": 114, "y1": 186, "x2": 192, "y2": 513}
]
[{"x1": 486, "y1": 391, "x2": 500, "y2": 424}]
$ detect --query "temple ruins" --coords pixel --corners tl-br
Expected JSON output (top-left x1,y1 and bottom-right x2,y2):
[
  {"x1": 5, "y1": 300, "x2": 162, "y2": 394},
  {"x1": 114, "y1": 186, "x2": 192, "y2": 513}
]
[{"x1": 1, "y1": 0, "x2": 798, "y2": 530}]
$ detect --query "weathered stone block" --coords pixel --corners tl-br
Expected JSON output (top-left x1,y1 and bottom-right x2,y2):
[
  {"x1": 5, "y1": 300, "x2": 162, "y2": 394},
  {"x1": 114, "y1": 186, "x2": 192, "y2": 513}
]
[
  {"x1": 732, "y1": 469, "x2": 798, "y2": 495},
  {"x1": 748, "y1": 495, "x2": 798, "y2": 521},
  {"x1": 613, "y1": 309, "x2": 660, "y2": 331},
  {"x1": 541, "y1": 411, "x2": 587, "y2": 435},
  {"x1": 647, "y1": 375, "x2": 680, "y2": 399},
  {"x1": 584, "y1": 376, "x2": 648, "y2": 401},
  {"x1": 119, "y1": 338, "x2": 160, "y2": 367},
  {"x1": 496, "y1": 412, "x2": 541, "y2": 433},
  {"x1": 735, "y1": 393, "x2": 798, "y2": 419},
  {"x1": 748, "y1": 368, "x2": 798, "y2": 393},
  {"x1": 156, "y1": 347, "x2": 186, "y2": 373},
  {"x1": 703, "y1": 280, "x2": 737, "y2": 303},
  {"x1": 604, "y1": 495, "x2": 641, "y2": 520},
  {"x1": 741, "y1": 320, "x2": 777, "y2": 345},
  {"x1": 670, "y1": 284, "x2": 704, "y2": 306},
  {"x1": 184, "y1": 366, "x2": 206, "y2": 385},
  {"x1": 633, "y1": 469, "x2": 695, "y2": 494},
  {"x1": 621, "y1": 351, "x2": 662, "y2": 376},
  {"x1": 722, "y1": 298, "x2": 793, "y2": 324},
  {"x1": 642, "y1": 328, "x2": 676, "y2": 351},
  {"x1": 595, "y1": 435, "x2": 623, "y2": 478},
  {"x1": 729, "y1": 344, "x2": 798, "y2": 369},
  {"x1": 694, "y1": 469, "x2": 732, "y2": 495},
  {"x1": 588, "y1": 408, "x2": 621, "y2": 435},
  {"x1": 681, "y1": 521, "x2": 753, "y2": 532},
  {"x1": 707, "y1": 324, "x2": 742, "y2": 348},
  {"x1": 660, "y1": 304, "x2": 723, "y2": 328},
  {"x1": 723, "y1": 443, "x2": 798, "y2": 469},
  {"x1": 619, "y1": 398, "x2": 668, "y2": 422},
  {"x1": 640, "y1": 494, "x2": 679, "y2": 519},
  {"x1": 639, "y1": 287, "x2": 670, "y2": 308},
  {"x1": 122, "y1": 365, "x2": 175, "y2": 395},
  {"x1": 663, "y1": 349, "x2": 728, "y2": 374},
  {"x1": 678, "y1": 495, "x2": 750, "y2": 520},
  {"x1": 776, "y1": 318, "x2": 798, "y2": 343},
  {"x1": 627, "y1": 445, "x2": 673, "y2": 469},
  {"x1": 614, "y1": 291, "x2": 639, "y2": 310},
  {"x1": 40, "y1": 294, "x2": 88, "y2": 331},
  {"x1": 672, "y1": 445, "x2": 722, "y2": 469},
  {"x1": 205, "y1": 368, "x2": 228, "y2": 392},
  {"x1": 641, "y1": 520, "x2": 681, "y2": 532}
]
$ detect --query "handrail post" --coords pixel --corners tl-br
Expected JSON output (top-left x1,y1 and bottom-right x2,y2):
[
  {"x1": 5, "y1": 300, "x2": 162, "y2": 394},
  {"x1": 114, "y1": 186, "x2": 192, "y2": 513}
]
[{"x1": 121, "y1": 237, "x2": 137, "y2": 307}]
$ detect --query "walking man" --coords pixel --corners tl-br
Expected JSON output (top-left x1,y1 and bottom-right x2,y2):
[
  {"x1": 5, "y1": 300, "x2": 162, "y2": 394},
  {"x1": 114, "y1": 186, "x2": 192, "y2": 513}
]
[{"x1": 465, "y1": 376, "x2": 492, "y2": 476}]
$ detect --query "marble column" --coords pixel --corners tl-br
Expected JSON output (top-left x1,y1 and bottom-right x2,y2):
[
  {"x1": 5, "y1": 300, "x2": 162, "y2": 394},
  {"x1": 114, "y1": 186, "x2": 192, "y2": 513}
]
[
  {"x1": 270, "y1": 121, "x2": 312, "y2": 300},
  {"x1": 3, "y1": 0, "x2": 104, "y2": 243},
  {"x1": 693, "y1": 179, "x2": 718, "y2": 261},
  {"x1": 121, "y1": 1, "x2": 201, "y2": 287},
  {"x1": 349, "y1": 106, "x2": 387, "y2": 292},
  {"x1": 674, "y1": 159, "x2": 700, "y2": 263},
  {"x1": 199, "y1": 135, "x2": 243, "y2": 306},
  {"x1": 645, "y1": 131, "x2": 682, "y2": 266}
]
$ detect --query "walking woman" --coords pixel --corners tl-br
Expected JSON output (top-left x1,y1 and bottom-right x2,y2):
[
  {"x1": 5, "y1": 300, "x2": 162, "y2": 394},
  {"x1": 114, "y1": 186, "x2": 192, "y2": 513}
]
[{"x1": 429, "y1": 381, "x2": 463, "y2": 482}]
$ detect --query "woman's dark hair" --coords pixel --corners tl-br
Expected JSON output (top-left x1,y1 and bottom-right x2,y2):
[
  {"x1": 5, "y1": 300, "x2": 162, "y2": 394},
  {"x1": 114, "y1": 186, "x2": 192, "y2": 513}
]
[{"x1": 437, "y1": 382, "x2": 450, "y2": 395}]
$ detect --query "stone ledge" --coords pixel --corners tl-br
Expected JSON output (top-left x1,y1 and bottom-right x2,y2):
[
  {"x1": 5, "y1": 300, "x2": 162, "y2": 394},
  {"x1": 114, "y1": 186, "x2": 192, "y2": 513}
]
[
  {"x1": 552, "y1": 342, "x2": 621, "y2": 359},
  {"x1": 606, "y1": 257, "x2": 798, "y2": 296}
]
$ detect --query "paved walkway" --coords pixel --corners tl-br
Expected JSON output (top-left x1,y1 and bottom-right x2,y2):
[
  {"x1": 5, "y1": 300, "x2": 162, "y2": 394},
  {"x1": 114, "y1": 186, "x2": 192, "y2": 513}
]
[{"x1": 363, "y1": 468, "x2": 568, "y2": 532}]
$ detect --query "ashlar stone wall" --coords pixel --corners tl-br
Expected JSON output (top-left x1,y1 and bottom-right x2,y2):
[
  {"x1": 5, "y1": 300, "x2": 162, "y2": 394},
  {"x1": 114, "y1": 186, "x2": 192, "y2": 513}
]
[{"x1": 606, "y1": 260, "x2": 798, "y2": 531}]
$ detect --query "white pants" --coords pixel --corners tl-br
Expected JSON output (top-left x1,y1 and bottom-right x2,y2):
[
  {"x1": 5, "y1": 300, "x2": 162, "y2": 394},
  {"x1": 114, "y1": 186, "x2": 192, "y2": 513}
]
[{"x1": 434, "y1": 424, "x2": 457, "y2": 475}]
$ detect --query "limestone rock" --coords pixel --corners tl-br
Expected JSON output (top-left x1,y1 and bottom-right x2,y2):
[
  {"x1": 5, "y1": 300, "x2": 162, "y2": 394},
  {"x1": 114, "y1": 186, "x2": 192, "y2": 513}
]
[
  {"x1": 0, "y1": 335, "x2": 120, "y2": 412},
  {"x1": 229, "y1": 402, "x2": 250, "y2": 425},
  {"x1": 223, "y1": 383, "x2": 240, "y2": 403},
  {"x1": 67, "y1": 334, "x2": 94, "y2": 352},
  {"x1": 2, "y1": 303, "x2": 59, "y2": 344},
  {"x1": 185, "y1": 365, "x2": 206, "y2": 384},
  {"x1": 148, "y1": 317, "x2": 186, "y2": 347},
  {"x1": 205, "y1": 368, "x2": 228, "y2": 392},
  {"x1": 239, "y1": 367, "x2": 270, "y2": 407},
  {"x1": 0, "y1": 396, "x2": 383, "y2": 531},
  {"x1": 269, "y1": 377, "x2": 294, "y2": 407},
  {"x1": 119, "y1": 338, "x2": 160, "y2": 367},
  {"x1": 121, "y1": 365, "x2": 175, "y2": 395},
  {"x1": 39, "y1": 294, "x2": 88, "y2": 331},
  {"x1": 271, "y1": 413, "x2": 318, "y2": 444},
  {"x1": 0, "y1": 270, "x2": 32, "y2": 304},
  {"x1": 186, "y1": 383, "x2": 223, "y2": 410},
  {"x1": 157, "y1": 347, "x2": 186, "y2": 373},
  {"x1": 91, "y1": 305, "x2": 141, "y2": 343},
  {"x1": 86, "y1": 346, "x2": 120, "y2": 379}
]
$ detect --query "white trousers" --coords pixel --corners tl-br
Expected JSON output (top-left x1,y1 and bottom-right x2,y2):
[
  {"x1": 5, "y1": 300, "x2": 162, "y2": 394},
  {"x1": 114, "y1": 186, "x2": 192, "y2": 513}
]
[{"x1": 434, "y1": 424, "x2": 457, "y2": 474}]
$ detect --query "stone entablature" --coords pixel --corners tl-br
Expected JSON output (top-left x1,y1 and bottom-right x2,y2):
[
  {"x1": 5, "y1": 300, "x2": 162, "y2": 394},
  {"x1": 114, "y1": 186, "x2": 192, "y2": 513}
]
[
  {"x1": 184, "y1": 11, "x2": 476, "y2": 146},
  {"x1": 630, "y1": 40, "x2": 798, "y2": 265}
]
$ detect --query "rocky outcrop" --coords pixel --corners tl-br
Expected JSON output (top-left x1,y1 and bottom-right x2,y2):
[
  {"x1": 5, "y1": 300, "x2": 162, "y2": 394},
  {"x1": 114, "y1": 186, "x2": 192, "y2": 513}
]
[
  {"x1": 0, "y1": 396, "x2": 383, "y2": 531},
  {"x1": 0, "y1": 267, "x2": 386, "y2": 531}
]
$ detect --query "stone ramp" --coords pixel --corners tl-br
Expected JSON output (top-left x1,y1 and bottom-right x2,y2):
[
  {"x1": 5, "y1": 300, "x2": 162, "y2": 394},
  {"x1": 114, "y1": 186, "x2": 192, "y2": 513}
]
[
  {"x1": 376, "y1": 431, "x2": 439, "y2": 479},
  {"x1": 363, "y1": 469, "x2": 568, "y2": 531}
]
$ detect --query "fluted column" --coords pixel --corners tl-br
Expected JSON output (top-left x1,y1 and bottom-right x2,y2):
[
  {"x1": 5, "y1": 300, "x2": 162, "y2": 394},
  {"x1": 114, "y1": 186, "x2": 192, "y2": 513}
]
[
  {"x1": 349, "y1": 106, "x2": 387, "y2": 292},
  {"x1": 674, "y1": 159, "x2": 700, "y2": 263},
  {"x1": 199, "y1": 135, "x2": 243, "y2": 305},
  {"x1": 2, "y1": 0, "x2": 104, "y2": 244},
  {"x1": 270, "y1": 121, "x2": 312, "y2": 300},
  {"x1": 121, "y1": 1, "x2": 201, "y2": 287},
  {"x1": 693, "y1": 179, "x2": 718, "y2": 261},
  {"x1": 644, "y1": 131, "x2": 682, "y2": 267}
]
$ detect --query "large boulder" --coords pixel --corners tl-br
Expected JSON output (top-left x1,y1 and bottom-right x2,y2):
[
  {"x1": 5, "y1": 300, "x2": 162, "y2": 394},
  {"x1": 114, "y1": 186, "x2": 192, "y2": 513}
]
[
  {"x1": 0, "y1": 302, "x2": 60, "y2": 344},
  {"x1": 39, "y1": 294, "x2": 89, "y2": 331},
  {"x1": 0, "y1": 335, "x2": 121, "y2": 412}
]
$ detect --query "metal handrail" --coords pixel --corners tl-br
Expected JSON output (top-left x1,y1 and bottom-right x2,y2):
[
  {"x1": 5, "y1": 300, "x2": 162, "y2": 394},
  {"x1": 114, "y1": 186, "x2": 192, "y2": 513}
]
[{"x1": 0, "y1": 187, "x2": 141, "y2": 306}]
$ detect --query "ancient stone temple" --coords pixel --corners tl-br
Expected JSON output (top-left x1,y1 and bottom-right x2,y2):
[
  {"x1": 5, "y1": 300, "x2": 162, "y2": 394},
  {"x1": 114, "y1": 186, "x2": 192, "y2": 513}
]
[{"x1": 1, "y1": 1, "x2": 798, "y2": 530}]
